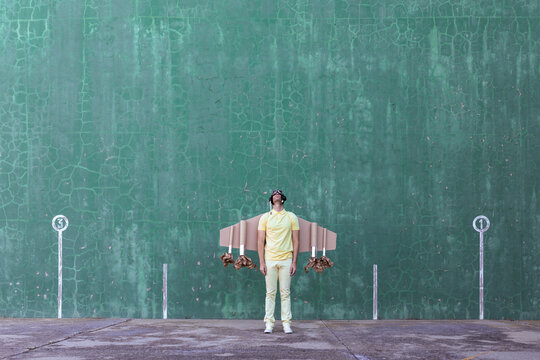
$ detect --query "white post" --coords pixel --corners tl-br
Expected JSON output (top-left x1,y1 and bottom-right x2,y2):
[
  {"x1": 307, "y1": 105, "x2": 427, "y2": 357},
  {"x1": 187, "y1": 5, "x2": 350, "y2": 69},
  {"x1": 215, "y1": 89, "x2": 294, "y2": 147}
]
[
  {"x1": 239, "y1": 220, "x2": 246, "y2": 256},
  {"x1": 479, "y1": 222, "x2": 484, "y2": 320},
  {"x1": 311, "y1": 222, "x2": 317, "y2": 257},
  {"x1": 58, "y1": 230, "x2": 62, "y2": 319},
  {"x1": 473, "y1": 215, "x2": 490, "y2": 320},
  {"x1": 52, "y1": 215, "x2": 69, "y2": 319},
  {"x1": 373, "y1": 264, "x2": 378, "y2": 320},
  {"x1": 163, "y1": 264, "x2": 168, "y2": 320}
]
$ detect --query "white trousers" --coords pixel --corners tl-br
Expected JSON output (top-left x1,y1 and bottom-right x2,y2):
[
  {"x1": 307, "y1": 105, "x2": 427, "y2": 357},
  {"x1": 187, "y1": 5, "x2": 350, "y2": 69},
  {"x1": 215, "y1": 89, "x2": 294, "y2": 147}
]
[{"x1": 264, "y1": 258, "x2": 292, "y2": 325}]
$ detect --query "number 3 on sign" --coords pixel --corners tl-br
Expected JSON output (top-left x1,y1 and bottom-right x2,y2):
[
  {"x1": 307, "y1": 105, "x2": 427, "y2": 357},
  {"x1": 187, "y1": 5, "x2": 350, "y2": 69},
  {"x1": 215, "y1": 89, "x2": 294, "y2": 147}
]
[{"x1": 52, "y1": 215, "x2": 69, "y2": 232}]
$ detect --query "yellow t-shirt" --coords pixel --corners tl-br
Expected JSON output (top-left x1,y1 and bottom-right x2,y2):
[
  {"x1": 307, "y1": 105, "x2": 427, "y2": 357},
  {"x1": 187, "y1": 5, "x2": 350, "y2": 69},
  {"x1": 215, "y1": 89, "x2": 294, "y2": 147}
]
[{"x1": 258, "y1": 209, "x2": 300, "y2": 261}]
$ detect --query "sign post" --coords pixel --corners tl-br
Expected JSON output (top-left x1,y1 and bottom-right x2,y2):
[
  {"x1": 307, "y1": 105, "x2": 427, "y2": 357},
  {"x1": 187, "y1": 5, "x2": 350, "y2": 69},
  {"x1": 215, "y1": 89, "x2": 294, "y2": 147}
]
[
  {"x1": 473, "y1": 215, "x2": 490, "y2": 320},
  {"x1": 163, "y1": 264, "x2": 168, "y2": 320},
  {"x1": 52, "y1": 215, "x2": 69, "y2": 319},
  {"x1": 373, "y1": 264, "x2": 378, "y2": 320}
]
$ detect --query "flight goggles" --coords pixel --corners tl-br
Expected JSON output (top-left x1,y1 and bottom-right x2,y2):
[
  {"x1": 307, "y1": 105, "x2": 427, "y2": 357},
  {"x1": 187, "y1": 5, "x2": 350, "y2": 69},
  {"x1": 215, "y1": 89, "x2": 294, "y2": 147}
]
[{"x1": 269, "y1": 189, "x2": 287, "y2": 203}]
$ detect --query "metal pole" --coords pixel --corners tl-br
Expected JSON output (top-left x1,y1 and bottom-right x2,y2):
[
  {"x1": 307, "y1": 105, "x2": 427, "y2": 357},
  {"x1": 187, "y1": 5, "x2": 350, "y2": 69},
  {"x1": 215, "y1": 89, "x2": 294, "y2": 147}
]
[
  {"x1": 473, "y1": 215, "x2": 489, "y2": 320},
  {"x1": 373, "y1": 264, "x2": 378, "y2": 320},
  {"x1": 479, "y1": 220, "x2": 484, "y2": 320},
  {"x1": 52, "y1": 215, "x2": 68, "y2": 320},
  {"x1": 58, "y1": 230, "x2": 62, "y2": 319},
  {"x1": 163, "y1": 264, "x2": 168, "y2": 320}
]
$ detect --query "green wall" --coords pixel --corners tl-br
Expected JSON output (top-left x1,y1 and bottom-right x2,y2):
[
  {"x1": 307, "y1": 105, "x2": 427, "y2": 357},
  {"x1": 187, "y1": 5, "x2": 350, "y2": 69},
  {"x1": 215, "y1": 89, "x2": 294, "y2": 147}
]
[{"x1": 0, "y1": 0, "x2": 538, "y2": 319}]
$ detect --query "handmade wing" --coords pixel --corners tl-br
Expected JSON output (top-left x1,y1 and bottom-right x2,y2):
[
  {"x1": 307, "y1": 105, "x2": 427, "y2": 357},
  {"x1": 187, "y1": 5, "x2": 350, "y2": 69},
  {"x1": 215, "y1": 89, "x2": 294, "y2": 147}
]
[{"x1": 219, "y1": 215, "x2": 337, "y2": 253}]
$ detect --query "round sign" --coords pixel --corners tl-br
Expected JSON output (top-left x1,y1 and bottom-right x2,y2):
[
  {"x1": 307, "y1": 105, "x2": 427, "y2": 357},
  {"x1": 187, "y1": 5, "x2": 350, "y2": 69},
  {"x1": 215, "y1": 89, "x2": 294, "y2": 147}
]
[
  {"x1": 472, "y1": 215, "x2": 490, "y2": 233},
  {"x1": 52, "y1": 215, "x2": 69, "y2": 232}
]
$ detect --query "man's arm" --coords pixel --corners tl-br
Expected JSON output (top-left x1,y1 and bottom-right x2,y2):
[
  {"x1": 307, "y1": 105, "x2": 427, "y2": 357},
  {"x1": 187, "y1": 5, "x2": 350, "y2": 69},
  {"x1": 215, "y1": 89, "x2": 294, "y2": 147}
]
[
  {"x1": 258, "y1": 230, "x2": 266, "y2": 276},
  {"x1": 290, "y1": 230, "x2": 299, "y2": 276}
]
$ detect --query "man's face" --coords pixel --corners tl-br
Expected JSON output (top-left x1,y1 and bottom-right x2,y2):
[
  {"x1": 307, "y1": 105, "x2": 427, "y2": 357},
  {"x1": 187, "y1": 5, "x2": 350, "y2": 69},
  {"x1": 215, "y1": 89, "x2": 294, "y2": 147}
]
[{"x1": 272, "y1": 193, "x2": 282, "y2": 204}]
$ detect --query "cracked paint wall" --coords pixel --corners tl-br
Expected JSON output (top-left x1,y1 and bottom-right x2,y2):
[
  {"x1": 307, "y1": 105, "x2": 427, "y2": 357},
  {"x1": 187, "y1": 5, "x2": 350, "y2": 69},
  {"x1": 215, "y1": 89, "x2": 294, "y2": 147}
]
[{"x1": 0, "y1": 1, "x2": 538, "y2": 319}]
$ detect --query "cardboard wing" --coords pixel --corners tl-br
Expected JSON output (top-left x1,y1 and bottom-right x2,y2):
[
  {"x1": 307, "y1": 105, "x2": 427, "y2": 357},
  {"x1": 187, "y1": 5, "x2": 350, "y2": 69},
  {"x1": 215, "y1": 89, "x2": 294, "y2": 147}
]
[{"x1": 219, "y1": 214, "x2": 337, "y2": 253}]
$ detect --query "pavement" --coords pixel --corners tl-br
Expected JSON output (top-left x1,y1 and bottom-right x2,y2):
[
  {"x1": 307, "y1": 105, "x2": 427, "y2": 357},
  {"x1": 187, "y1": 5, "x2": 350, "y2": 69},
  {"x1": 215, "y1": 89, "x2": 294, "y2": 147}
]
[{"x1": 0, "y1": 318, "x2": 539, "y2": 359}]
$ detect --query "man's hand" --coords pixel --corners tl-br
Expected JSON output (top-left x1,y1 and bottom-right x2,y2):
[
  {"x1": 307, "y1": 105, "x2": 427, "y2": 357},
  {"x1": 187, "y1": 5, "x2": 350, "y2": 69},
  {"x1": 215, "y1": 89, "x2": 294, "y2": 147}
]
[
  {"x1": 260, "y1": 263, "x2": 267, "y2": 276},
  {"x1": 290, "y1": 262, "x2": 296, "y2": 276}
]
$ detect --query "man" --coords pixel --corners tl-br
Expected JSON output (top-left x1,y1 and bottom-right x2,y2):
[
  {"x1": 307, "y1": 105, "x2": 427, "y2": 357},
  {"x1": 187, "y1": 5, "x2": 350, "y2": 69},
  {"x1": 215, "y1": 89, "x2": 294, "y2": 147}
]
[{"x1": 258, "y1": 189, "x2": 299, "y2": 334}]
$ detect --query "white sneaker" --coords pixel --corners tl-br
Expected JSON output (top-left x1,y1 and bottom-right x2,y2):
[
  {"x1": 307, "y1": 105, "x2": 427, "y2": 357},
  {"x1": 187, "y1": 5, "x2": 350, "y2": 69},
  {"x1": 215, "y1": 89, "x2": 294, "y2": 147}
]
[
  {"x1": 264, "y1": 324, "x2": 273, "y2": 334},
  {"x1": 283, "y1": 323, "x2": 293, "y2": 334}
]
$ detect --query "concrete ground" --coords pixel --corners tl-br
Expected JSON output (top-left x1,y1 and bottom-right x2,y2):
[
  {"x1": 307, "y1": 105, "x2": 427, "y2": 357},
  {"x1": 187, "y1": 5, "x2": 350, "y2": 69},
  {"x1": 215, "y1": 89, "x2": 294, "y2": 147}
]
[{"x1": 0, "y1": 318, "x2": 539, "y2": 360}]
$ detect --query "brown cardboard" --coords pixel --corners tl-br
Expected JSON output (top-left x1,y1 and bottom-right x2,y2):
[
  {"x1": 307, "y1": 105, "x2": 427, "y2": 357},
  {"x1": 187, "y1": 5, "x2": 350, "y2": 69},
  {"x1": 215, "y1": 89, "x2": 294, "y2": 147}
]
[{"x1": 219, "y1": 214, "x2": 337, "y2": 253}]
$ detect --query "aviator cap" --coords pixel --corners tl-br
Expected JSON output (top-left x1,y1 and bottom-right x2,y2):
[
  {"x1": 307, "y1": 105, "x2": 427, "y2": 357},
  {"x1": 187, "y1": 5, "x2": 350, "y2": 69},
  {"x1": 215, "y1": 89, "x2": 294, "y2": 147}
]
[{"x1": 269, "y1": 189, "x2": 287, "y2": 204}]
